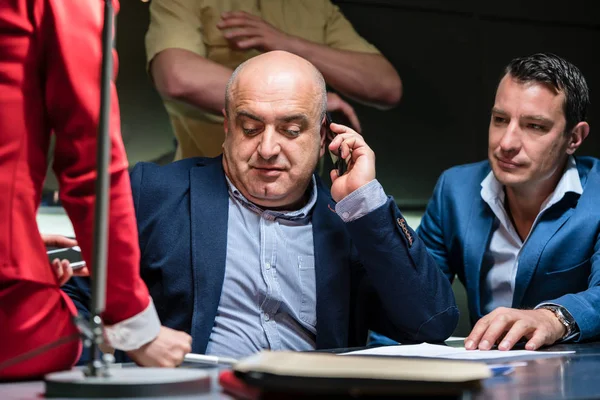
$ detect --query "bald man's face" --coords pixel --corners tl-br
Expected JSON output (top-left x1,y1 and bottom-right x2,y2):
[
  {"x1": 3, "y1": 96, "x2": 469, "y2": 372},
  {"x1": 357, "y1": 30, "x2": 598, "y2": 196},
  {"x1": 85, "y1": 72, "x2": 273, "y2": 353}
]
[{"x1": 222, "y1": 69, "x2": 326, "y2": 210}]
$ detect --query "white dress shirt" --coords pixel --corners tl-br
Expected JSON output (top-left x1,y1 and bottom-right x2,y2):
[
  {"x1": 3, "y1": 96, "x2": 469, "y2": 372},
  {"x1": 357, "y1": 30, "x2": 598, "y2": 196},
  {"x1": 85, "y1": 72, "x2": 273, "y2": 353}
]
[{"x1": 480, "y1": 156, "x2": 583, "y2": 315}]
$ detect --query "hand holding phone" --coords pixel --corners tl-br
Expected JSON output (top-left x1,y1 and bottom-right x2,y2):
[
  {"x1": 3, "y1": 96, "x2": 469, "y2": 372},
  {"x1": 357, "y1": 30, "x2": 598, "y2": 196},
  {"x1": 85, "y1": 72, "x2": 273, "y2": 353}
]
[
  {"x1": 47, "y1": 246, "x2": 86, "y2": 270},
  {"x1": 326, "y1": 119, "x2": 377, "y2": 203}
]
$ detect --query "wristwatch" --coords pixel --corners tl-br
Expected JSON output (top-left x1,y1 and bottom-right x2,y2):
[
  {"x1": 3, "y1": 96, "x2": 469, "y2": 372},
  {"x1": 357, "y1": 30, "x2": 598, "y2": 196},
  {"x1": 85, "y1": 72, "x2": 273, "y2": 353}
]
[{"x1": 538, "y1": 305, "x2": 577, "y2": 340}]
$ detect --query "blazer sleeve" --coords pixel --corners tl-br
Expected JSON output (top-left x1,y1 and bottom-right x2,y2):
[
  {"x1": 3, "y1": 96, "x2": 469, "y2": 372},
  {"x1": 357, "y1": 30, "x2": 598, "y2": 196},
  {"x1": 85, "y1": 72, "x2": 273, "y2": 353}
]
[
  {"x1": 551, "y1": 230, "x2": 600, "y2": 342},
  {"x1": 45, "y1": 0, "x2": 159, "y2": 346},
  {"x1": 346, "y1": 197, "x2": 459, "y2": 343},
  {"x1": 417, "y1": 172, "x2": 455, "y2": 283}
]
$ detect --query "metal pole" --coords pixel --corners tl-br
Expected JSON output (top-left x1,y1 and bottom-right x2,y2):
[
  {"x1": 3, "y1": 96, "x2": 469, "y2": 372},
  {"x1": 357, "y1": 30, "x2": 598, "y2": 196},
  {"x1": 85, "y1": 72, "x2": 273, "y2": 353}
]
[{"x1": 87, "y1": 0, "x2": 114, "y2": 377}]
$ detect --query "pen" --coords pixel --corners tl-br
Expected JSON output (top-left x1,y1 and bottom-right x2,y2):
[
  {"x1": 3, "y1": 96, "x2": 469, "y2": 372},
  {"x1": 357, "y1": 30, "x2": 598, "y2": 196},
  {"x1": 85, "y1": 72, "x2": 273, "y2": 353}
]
[
  {"x1": 488, "y1": 361, "x2": 527, "y2": 376},
  {"x1": 184, "y1": 353, "x2": 238, "y2": 366}
]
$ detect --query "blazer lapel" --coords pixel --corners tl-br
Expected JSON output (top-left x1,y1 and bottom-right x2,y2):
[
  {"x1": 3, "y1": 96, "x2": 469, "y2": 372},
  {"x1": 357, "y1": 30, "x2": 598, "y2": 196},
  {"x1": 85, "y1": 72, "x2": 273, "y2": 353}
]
[
  {"x1": 189, "y1": 159, "x2": 229, "y2": 353},
  {"x1": 463, "y1": 197, "x2": 495, "y2": 319},
  {"x1": 512, "y1": 201, "x2": 576, "y2": 308}
]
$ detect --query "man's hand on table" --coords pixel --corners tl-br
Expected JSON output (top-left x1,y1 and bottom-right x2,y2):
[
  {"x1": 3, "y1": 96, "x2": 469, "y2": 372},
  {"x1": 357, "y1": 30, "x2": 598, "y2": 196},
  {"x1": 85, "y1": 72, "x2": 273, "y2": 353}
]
[{"x1": 464, "y1": 307, "x2": 567, "y2": 351}]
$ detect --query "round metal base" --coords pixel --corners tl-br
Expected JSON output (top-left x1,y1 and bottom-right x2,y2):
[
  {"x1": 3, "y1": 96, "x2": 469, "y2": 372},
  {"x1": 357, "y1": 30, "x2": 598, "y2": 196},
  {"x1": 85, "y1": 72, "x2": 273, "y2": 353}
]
[{"x1": 44, "y1": 368, "x2": 211, "y2": 398}]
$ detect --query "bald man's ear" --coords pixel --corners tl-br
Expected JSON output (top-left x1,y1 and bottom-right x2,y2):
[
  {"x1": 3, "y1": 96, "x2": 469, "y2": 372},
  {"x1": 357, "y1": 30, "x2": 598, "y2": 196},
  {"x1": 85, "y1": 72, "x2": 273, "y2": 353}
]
[
  {"x1": 222, "y1": 108, "x2": 229, "y2": 137},
  {"x1": 566, "y1": 121, "x2": 590, "y2": 155},
  {"x1": 319, "y1": 118, "x2": 327, "y2": 157}
]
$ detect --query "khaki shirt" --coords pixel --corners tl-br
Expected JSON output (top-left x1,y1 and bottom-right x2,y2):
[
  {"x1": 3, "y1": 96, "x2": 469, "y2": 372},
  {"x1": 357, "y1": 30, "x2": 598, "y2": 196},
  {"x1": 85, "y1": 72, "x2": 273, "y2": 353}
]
[{"x1": 146, "y1": 0, "x2": 380, "y2": 159}]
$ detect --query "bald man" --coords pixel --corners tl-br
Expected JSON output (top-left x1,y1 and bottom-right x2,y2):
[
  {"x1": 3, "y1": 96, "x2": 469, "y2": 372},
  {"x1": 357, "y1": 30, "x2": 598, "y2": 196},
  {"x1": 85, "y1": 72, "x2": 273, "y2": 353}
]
[{"x1": 66, "y1": 51, "x2": 457, "y2": 359}]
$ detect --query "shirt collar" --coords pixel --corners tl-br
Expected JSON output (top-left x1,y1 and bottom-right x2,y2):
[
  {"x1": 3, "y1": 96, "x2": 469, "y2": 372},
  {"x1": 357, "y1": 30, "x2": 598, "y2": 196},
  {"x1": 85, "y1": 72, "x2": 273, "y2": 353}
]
[
  {"x1": 481, "y1": 155, "x2": 583, "y2": 210},
  {"x1": 225, "y1": 175, "x2": 318, "y2": 221}
]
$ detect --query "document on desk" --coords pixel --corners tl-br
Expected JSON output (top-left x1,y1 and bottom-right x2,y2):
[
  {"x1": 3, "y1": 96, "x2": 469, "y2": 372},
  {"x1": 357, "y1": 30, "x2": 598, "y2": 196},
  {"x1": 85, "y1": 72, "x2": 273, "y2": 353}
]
[{"x1": 341, "y1": 343, "x2": 574, "y2": 361}]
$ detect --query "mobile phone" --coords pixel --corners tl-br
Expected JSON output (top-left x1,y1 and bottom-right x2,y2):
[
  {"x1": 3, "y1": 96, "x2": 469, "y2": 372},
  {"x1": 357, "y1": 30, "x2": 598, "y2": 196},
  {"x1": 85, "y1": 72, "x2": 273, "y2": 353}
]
[
  {"x1": 325, "y1": 112, "x2": 347, "y2": 176},
  {"x1": 46, "y1": 246, "x2": 86, "y2": 270}
]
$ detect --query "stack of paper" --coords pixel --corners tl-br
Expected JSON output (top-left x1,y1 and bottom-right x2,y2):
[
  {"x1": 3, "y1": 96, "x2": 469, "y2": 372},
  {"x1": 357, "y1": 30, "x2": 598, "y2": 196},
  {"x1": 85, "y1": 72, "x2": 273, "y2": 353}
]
[{"x1": 341, "y1": 343, "x2": 574, "y2": 361}]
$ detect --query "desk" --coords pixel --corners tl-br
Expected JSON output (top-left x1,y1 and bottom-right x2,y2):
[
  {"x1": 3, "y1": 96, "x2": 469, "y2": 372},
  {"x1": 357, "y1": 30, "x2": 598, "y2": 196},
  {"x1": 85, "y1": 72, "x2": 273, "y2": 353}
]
[
  {"x1": 470, "y1": 342, "x2": 600, "y2": 399},
  {"x1": 2, "y1": 342, "x2": 600, "y2": 399}
]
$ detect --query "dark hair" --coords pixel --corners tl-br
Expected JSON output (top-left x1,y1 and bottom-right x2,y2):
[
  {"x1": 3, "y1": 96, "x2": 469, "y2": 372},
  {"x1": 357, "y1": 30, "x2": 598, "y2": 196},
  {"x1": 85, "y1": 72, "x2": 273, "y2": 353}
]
[{"x1": 504, "y1": 52, "x2": 590, "y2": 133}]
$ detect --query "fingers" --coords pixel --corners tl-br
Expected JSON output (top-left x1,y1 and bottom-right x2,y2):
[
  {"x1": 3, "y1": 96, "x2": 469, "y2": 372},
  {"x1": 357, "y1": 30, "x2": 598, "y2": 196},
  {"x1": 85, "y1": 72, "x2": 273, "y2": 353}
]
[
  {"x1": 466, "y1": 308, "x2": 561, "y2": 351},
  {"x1": 497, "y1": 320, "x2": 534, "y2": 350},
  {"x1": 73, "y1": 266, "x2": 90, "y2": 277},
  {"x1": 328, "y1": 121, "x2": 351, "y2": 137},
  {"x1": 182, "y1": 332, "x2": 193, "y2": 352},
  {"x1": 338, "y1": 102, "x2": 361, "y2": 133},
  {"x1": 465, "y1": 315, "x2": 492, "y2": 350},
  {"x1": 220, "y1": 10, "x2": 259, "y2": 21},
  {"x1": 326, "y1": 92, "x2": 362, "y2": 133},
  {"x1": 477, "y1": 314, "x2": 518, "y2": 350},
  {"x1": 346, "y1": 110, "x2": 361, "y2": 134},
  {"x1": 327, "y1": 127, "x2": 370, "y2": 159},
  {"x1": 222, "y1": 27, "x2": 256, "y2": 40},
  {"x1": 53, "y1": 259, "x2": 73, "y2": 286},
  {"x1": 525, "y1": 330, "x2": 548, "y2": 351},
  {"x1": 330, "y1": 168, "x2": 339, "y2": 184},
  {"x1": 52, "y1": 258, "x2": 63, "y2": 280},
  {"x1": 217, "y1": 13, "x2": 261, "y2": 30},
  {"x1": 42, "y1": 234, "x2": 77, "y2": 248},
  {"x1": 232, "y1": 37, "x2": 263, "y2": 50},
  {"x1": 169, "y1": 331, "x2": 192, "y2": 367},
  {"x1": 129, "y1": 327, "x2": 194, "y2": 368}
]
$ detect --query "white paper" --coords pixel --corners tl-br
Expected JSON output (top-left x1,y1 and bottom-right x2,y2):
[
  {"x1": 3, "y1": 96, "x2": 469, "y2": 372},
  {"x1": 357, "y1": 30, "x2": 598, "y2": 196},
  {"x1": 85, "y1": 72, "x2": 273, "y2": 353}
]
[
  {"x1": 341, "y1": 343, "x2": 574, "y2": 361},
  {"x1": 445, "y1": 336, "x2": 466, "y2": 342}
]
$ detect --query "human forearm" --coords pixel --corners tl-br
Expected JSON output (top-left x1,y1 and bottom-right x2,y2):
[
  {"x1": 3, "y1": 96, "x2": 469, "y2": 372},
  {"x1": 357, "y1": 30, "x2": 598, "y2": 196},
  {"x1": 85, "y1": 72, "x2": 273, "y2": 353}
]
[
  {"x1": 47, "y1": 0, "x2": 153, "y2": 325},
  {"x1": 151, "y1": 49, "x2": 233, "y2": 115},
  {"x1": 284, "y1": 37, "x2": 402, "y2": 109},
  {"x1": 335, "y1": 180, "x2": 458, "y2": 342},
  {"x1": 216, "y1": 10, "x2": 401, "y2": 108}
]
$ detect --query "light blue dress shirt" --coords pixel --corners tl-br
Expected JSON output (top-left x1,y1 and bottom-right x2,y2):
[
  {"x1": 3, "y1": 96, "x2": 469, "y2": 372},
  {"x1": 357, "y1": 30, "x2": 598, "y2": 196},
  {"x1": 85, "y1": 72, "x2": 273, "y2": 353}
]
[{"x1": 205, "y1": 177, "x2": 387, "y2": 358}]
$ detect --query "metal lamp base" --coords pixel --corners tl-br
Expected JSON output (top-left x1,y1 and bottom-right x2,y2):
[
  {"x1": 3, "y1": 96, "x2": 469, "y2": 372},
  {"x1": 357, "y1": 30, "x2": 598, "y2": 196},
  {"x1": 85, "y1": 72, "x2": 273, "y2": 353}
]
[{"x1": 44, "y1": 367, "x2": 211, "y2": 398}]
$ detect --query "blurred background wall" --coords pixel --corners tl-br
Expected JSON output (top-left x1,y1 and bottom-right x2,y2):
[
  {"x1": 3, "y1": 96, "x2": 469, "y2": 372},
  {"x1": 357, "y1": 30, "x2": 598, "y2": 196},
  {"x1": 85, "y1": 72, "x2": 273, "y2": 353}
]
[{"x1": 108, "y1": 0, "x2": 599, "y2": 209}]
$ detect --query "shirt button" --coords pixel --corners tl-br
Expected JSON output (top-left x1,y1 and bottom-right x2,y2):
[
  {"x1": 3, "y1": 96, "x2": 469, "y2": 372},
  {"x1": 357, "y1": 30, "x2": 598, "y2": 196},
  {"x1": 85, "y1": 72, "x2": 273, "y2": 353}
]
[
  {"x1": 342, "y1": 212, "x2": 350, "y2": 219},
  {"x1": 265, "y1": 262, "x2": 271, "y2": 270},
  {"x1": 264, "y1": 314, "x2": 270, "y2": 321}
]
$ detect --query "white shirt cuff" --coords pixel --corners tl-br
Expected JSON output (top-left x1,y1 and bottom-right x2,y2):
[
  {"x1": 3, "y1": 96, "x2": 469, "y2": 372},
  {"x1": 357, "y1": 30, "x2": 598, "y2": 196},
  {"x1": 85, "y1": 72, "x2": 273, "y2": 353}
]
[{"x1": 104, "y1": 297, "x2": 161, "y2": 351}]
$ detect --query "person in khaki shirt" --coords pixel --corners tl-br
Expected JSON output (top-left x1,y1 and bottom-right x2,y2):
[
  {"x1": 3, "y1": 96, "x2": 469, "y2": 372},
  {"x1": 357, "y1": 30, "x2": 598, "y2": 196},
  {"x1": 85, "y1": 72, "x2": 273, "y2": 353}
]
[{"x1": 146, "y1": 0, "x2": 402, "y2": 160}]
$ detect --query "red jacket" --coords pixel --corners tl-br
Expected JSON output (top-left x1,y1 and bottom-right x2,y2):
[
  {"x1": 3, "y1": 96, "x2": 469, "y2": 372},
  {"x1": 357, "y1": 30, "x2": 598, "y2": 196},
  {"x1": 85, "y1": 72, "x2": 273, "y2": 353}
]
[{"x1": 0, "y1": 0, "x2": 149, "y2": 325}]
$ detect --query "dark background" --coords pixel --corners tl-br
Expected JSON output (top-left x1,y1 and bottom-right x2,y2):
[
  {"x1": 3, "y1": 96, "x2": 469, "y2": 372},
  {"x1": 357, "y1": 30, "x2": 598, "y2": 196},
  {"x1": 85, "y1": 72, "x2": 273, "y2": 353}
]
[{"x1": 113, "y1": 0, "x2": 599, "y2": 208}]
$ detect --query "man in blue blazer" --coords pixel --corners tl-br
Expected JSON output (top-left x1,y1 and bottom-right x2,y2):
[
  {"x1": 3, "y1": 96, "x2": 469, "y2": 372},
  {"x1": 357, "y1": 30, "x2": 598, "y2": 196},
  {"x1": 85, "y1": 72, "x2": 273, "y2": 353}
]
[
  {"x1": 419, "y1": 53, "x2": 598, "y2": 352},
  {"x1": 66, "y1": 50, "x2": 457, "y2": 359}
]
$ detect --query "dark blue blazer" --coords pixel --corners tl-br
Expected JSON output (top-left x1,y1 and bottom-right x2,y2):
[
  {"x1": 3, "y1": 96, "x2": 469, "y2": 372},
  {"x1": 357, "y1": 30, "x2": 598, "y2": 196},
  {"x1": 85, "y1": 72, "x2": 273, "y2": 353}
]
[
  {"x1": 418, "y1": 156, "x2": 600, "y2": 341},
  {"x1": 66, "y1": 156, "x2": 458, "y2": 355}
]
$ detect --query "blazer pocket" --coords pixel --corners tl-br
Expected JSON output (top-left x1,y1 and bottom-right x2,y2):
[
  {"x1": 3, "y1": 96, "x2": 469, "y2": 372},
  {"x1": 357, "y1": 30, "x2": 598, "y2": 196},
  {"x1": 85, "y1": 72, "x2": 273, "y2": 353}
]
[
  {"x1": 542, "y1": 258, "x2": 591, "y2": 296},
  {"x1": 544, "y1": 257, "x2": 591, "y2": 275}
]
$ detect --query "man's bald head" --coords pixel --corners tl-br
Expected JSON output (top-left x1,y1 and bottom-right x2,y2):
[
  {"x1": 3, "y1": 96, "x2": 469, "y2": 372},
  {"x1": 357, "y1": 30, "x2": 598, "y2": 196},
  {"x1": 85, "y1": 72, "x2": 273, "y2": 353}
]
[
  {"x1": 224, "y1": 51, "x2": 327, "y2": 121},
  {"x1": 221, "y1": 51, "x2": 329, "y2": 210}
]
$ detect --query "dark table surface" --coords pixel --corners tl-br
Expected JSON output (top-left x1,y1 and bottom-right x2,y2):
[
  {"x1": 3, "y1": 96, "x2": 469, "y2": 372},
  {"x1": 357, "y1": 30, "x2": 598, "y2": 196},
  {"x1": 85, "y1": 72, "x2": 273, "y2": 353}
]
[{"x1": 2, "y1": 341, "x2": 600, "y2": 399}]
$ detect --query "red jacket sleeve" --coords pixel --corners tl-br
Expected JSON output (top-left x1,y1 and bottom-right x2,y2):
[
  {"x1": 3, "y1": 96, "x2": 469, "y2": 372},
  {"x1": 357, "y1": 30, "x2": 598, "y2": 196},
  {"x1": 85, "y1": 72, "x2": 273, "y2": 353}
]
[{"x1": 43, "y1": 0, "x2": 150, "y2": 324}]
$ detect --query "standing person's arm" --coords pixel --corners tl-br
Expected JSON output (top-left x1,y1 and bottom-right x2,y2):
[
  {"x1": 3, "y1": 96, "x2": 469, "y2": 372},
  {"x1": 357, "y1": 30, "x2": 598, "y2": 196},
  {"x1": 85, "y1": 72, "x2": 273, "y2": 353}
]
[
  {"x1": 146, "y1": 0, "x2": 379, "y2": 131},
  {"x1": 215, "y1": 2, "x2": 402, "y2": 108},
  {"x1": 146, "y1": 0, "x2": 230, "y2": 116},
  {"x1": 47, "y1": 0, "x2": 190, "y2": 366}
]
